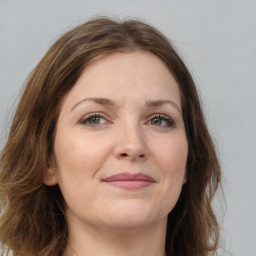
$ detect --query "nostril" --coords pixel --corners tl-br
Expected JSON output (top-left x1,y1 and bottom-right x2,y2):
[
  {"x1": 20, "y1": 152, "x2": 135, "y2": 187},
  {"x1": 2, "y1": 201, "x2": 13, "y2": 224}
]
[{"x1": 118, "y1": 152, "x2": 146, "y2": 160}]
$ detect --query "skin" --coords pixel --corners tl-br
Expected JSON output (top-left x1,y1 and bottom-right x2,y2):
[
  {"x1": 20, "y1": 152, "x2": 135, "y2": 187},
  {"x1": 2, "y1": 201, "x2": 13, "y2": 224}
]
[{"x1": 44, "y1": 51, "x2": 188, "y2": 256}]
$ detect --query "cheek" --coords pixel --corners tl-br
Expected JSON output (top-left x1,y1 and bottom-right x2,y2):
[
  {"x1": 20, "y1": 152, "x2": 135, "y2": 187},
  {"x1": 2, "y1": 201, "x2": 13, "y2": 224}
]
[
  {"x1": 53, "y1": 135, "x2": 98, "y2": 208},
  {"x1": 151, "y1": 134, "x2": 188, "y2": 205},
  {"x1": 154, "y1": 135, "x2": 188, "y2": 174},
  {"x1": 54, "y1": 131, "x2": 112, "y2": 184}
]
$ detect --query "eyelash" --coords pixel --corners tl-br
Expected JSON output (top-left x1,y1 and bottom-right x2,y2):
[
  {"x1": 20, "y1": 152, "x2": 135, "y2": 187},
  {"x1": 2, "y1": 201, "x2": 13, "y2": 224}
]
[
  {"x1": 79, "y1": 112, "x2": 109, "y2": 126},
  {"x1": 79, "y1": 113, "x2": 175, "y2": 128},
  {"x1": 147, "y1": 114, "x2": 175, "y2": 128}
]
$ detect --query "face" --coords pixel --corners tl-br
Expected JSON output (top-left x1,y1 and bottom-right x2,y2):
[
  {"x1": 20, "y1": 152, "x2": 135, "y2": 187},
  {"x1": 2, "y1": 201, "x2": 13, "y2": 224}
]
[{"x1": 45, "y1": 51, "x2": 188, "y2": 232}]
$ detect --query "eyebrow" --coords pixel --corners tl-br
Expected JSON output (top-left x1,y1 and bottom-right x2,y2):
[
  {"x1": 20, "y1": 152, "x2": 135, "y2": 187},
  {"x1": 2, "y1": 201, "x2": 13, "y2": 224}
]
[
  {"x1": 70, "y1": 97, "x2": 181, "y2": 113},
  {"x1": 145, "y1": 100, "x2": 181, "y2": 113},
  {"x1": 70, "y1": 97, "x2": 116, "y2": 112}
]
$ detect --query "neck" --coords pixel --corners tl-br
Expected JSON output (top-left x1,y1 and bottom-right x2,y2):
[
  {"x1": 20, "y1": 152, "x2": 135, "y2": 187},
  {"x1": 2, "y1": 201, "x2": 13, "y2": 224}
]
[{"x1": 63, "y1": 218, "x2": 167, "y2": 256}]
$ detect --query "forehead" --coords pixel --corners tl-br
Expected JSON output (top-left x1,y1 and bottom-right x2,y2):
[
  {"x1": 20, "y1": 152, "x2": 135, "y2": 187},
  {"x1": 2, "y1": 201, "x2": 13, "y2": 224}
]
[{"x1": 62, "y1": 51, "x2": 181, "y2": 108}]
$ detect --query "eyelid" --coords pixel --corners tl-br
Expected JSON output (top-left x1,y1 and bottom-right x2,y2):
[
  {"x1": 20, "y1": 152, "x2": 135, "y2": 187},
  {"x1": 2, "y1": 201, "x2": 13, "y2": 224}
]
[
  {"x1": 77, "y1": 112, "x2": 176, "y2": 128},
  {"x1": 78, "y1": 112, "x2": 110, "y2": 125},
  {"x1": 146, "y1": 113, "x2": 176, "y2": 127}
]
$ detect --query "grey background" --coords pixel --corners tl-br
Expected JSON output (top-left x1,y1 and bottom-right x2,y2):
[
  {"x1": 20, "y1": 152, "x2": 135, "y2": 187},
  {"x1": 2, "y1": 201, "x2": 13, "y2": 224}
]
[{"x1": 0, "y1": 1, "x2": 255, "y2": 255}]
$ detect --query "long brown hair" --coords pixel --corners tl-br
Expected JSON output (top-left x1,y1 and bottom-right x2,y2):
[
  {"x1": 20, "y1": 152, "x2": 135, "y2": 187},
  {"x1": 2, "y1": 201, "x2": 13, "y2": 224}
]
[{"x1": 0, "y1": 17, "x2": 221, "y2": 256}]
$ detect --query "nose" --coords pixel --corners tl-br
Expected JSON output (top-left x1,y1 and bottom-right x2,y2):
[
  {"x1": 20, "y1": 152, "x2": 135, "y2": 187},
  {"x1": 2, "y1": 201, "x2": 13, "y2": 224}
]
[{"x1": 114, "y1": 123, "x2": 148, "y2": 161}]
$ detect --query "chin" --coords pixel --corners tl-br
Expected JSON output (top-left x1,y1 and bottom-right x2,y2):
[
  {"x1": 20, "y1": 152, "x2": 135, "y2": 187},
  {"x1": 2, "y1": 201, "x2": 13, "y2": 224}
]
[
  {"x1": 98, "y1": 201, "x2": 166, "y2": 231},
  {"x1": 103, "y1": 216, "x2": 155, "y2": 231}
]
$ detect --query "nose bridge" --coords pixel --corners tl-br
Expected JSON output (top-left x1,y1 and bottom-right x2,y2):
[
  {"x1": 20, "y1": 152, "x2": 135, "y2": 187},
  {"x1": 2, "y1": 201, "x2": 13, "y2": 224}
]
[{"x1": 114, "y1": 116, "x2": 147, "y2": 160}]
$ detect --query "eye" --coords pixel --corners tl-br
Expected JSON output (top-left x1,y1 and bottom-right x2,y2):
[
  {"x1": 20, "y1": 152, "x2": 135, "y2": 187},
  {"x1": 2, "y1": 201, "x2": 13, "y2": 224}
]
[
  {"x1": 79, "y1": 113, "x2": 109, "y2": 126},
  {"x1": 147, "y1": 114, "x2": 175, "y2": 128}
]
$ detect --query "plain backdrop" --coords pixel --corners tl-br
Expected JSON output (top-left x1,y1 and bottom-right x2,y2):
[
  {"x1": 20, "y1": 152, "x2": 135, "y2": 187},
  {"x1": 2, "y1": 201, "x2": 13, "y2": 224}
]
[{"x1": 0, "y1": 1, "x2": 255, "y2": 255}]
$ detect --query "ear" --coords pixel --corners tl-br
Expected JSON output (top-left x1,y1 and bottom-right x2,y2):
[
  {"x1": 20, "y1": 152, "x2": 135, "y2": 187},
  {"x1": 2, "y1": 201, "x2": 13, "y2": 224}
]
[
  {"x1": 44, "y1": 167, "x2": 58, "y2": 186},
  {"x1": 183, "y1": 169, "x2": 187, "y2": 184}
]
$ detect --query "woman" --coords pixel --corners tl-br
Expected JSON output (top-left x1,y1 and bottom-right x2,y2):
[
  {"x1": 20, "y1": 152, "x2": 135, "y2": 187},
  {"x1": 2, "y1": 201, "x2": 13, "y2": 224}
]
[{"x1": 0, "y1": 17, "x2": 221, "y2": 256}]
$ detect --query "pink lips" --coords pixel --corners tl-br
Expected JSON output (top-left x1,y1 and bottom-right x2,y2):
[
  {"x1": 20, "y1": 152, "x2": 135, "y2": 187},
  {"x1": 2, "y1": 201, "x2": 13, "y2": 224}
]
[{"x1": 102, "y1": 173, "x2": 155, "y2": 189}]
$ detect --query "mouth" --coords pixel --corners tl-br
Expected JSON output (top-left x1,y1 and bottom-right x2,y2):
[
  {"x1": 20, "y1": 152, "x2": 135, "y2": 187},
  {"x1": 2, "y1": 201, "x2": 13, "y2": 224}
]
[{"x1": 102, "y1": 172, "x2": 156, "y2": 189}]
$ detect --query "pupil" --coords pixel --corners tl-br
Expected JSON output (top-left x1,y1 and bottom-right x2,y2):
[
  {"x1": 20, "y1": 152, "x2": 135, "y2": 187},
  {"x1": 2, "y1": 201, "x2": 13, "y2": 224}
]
[
  {"x1": 152, "y1": 118, "x2": 161, "y2": 125},
  {"x1": 89, "y1": 117, "x2": 99, "y2": 124}
]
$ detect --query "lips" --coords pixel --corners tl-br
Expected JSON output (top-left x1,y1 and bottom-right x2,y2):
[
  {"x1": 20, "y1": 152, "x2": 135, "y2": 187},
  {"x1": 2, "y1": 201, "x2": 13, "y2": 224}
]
[{"x1": 102, "y1": 173, "x2": 155, "y2": 189}]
